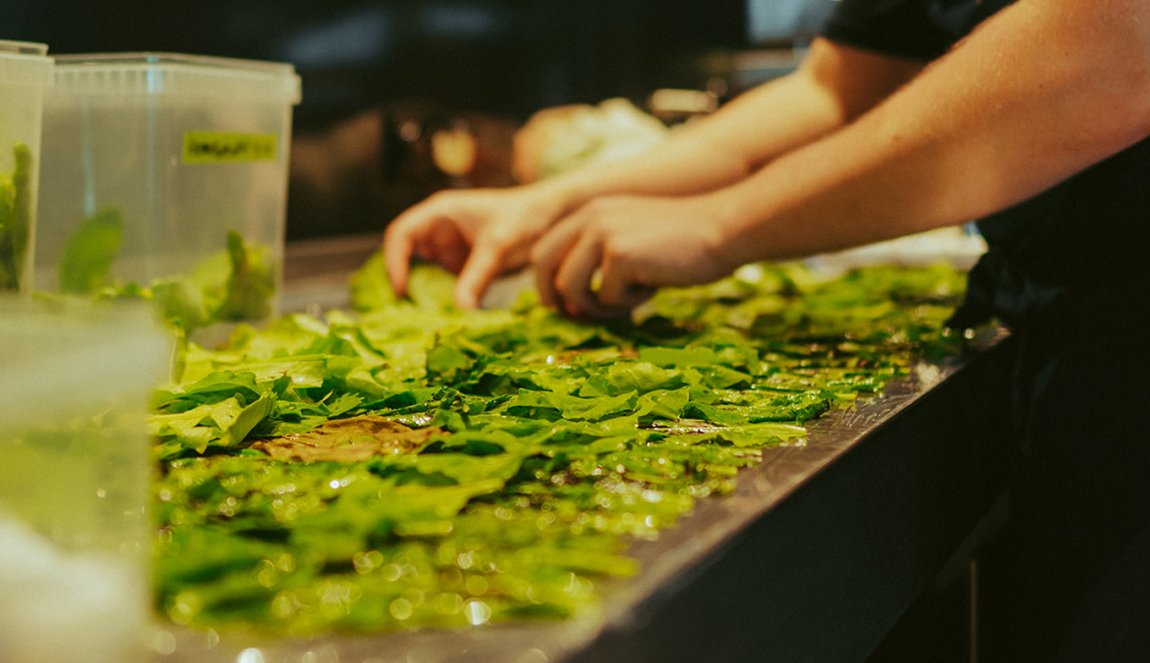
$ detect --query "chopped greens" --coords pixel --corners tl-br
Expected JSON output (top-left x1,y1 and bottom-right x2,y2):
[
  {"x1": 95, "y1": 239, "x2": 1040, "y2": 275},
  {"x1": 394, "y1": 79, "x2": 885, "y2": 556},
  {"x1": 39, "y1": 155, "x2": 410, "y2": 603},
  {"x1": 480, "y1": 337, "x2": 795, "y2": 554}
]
[{"x1": 153, "y1": 257, "x2": 969, "y2": 636}]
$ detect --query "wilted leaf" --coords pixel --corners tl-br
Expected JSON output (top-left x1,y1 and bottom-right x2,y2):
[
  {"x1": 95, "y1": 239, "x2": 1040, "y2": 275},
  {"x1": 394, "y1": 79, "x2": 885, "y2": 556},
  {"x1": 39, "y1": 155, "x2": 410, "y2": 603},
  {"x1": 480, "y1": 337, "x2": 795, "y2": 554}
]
[{"x1": 250, "y1": 416, "x2": 440, "y2": 462}]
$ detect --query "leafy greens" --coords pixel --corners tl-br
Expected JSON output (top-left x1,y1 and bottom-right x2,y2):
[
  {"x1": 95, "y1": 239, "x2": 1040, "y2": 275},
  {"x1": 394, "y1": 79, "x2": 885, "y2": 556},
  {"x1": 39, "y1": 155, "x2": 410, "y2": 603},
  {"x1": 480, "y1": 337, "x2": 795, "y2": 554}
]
[
  {"x1": 55, "y1": 208, "x2": 276, "y2": 333},
  {"x1": 152, "y1": 257, "x2": 969, "y2": 636}
]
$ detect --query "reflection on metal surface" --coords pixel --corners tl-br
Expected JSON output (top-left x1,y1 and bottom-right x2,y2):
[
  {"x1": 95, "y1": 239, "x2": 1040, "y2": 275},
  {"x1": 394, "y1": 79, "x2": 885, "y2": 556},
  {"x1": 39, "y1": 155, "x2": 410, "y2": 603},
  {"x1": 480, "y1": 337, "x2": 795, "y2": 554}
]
[{"x1": 604, "y1": 359, "x2": 951, "y2": 626}]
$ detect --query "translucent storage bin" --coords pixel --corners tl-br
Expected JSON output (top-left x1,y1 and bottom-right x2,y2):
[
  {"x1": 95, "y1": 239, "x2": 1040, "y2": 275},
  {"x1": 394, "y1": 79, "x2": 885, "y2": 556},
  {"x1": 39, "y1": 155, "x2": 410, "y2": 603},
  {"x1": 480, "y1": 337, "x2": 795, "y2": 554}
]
[
  {"x1": 0, "y1": 40, "x2": 53, "y2": 293},
  {"x1": 35, "y1": 53, "x2": 301, "y2": 331},
  {"x1": 0, "y1": 298, "x2": 171, "y2": 663}
]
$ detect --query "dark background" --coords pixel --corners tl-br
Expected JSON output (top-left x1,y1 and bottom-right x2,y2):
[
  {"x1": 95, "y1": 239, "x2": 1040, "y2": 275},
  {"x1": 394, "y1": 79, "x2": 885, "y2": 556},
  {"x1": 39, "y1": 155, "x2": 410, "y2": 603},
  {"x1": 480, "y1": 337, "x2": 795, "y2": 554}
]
[{"x1": 2, "y1": 1, "x2": 834, "y2": 239}]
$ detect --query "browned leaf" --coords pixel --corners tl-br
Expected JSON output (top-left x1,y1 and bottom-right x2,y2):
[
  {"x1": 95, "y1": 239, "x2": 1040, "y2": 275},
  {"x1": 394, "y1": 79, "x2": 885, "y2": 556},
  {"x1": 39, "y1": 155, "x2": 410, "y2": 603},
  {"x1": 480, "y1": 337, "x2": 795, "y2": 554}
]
[{"x1": 251, "y1": 416, "x2": 441, "y2": 463}]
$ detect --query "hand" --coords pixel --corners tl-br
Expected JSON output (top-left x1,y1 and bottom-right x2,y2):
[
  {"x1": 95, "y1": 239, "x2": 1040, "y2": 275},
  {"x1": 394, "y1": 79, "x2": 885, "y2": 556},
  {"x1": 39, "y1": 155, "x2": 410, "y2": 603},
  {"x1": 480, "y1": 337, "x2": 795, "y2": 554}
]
[
  {"x1": 384, "y1": 186, "x2": 564, "y2": 308},
  {"x1": 531, "y1": 194, "x2": 736, "y2": 318}
]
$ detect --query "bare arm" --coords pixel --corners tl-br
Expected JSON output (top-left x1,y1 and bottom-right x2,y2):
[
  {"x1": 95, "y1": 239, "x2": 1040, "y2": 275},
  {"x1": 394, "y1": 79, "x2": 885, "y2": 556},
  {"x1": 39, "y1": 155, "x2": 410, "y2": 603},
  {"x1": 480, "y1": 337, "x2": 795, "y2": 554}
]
[
  {"x1": 712, "y1": 0, "x2": 1150, "y2": 266},
  {"x1": 538, "y1": 38, "x2": 925, "y2": 204},
  {"x1": 532, "y1": 0, "x2": 1150, "y2": 316},
  {"x1": 384, "y1": 39, "x2": 923, "y2": 306}
]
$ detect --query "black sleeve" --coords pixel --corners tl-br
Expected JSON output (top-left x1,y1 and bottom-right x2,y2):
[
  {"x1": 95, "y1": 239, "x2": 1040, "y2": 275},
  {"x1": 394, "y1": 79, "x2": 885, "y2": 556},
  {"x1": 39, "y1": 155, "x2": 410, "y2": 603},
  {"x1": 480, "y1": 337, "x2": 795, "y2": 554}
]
[{"x1": 820, "y1": 0, "x2": 957, "y2": 61}]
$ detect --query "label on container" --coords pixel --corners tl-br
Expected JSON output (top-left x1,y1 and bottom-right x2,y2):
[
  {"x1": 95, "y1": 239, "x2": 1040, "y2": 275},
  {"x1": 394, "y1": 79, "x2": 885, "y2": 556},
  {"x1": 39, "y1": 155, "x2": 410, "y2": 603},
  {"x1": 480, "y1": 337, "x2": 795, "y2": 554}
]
[{"x1": 182, "y1": 132, "x2": 278, "y2": 164}]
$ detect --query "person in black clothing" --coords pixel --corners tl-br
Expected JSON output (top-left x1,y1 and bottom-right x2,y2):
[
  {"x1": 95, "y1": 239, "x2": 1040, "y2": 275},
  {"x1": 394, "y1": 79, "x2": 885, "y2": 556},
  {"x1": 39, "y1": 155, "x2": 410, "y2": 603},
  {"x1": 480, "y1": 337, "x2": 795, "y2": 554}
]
[
  {"x1": 824, "y1": 4, "x2": 1150, "y2": 658},
  {"x1": 385, "y1": 2, "x2": 1150, "y2": 659}
]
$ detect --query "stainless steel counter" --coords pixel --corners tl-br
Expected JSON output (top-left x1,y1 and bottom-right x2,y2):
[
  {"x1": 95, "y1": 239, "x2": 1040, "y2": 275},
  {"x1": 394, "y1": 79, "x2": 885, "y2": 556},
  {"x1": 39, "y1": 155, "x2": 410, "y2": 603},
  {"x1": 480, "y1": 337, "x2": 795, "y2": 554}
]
[{"x1": 164, "y1": 234, "x2": 1013, "y2": 663}]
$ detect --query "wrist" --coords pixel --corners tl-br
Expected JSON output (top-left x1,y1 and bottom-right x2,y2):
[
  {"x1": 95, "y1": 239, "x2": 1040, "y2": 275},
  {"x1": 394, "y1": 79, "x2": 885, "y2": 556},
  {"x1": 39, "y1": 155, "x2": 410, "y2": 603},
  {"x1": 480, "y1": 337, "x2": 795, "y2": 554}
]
[
  {"x1": 701, "y1": 187, "x2": 767, "y2": 274},
  {"x1": 524, "y1": 171, "x2": 595, "y2": 219}
]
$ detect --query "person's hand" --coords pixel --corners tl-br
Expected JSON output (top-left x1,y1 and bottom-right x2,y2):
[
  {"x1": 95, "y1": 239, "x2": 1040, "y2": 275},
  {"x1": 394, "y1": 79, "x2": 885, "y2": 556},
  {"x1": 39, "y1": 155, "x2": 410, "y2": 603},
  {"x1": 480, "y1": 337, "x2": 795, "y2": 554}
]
[
  {"x1": 531, "y1": 194, "x2": 736, "y2": 318},
  {"x1": 384, "y1": 186, "x2": 564, "y2": 308}
]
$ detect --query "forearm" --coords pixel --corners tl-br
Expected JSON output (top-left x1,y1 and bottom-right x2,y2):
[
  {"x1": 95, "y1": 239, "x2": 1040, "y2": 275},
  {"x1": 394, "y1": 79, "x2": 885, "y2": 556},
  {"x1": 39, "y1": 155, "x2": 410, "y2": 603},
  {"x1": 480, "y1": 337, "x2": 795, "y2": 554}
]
[
  {"x1": 712, "y1": 0, "x2": 1150, "y2": 266},
  {"x1": 531, "y1": 39, "x2": 908, "y2": 212}
]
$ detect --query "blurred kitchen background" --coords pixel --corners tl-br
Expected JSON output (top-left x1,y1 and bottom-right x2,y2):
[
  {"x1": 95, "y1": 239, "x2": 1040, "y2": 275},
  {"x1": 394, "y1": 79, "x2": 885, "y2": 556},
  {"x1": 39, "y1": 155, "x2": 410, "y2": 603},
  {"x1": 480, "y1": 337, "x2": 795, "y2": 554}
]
[{"x1": 2, "y1": 0, "x2": 838, "y2": 240}]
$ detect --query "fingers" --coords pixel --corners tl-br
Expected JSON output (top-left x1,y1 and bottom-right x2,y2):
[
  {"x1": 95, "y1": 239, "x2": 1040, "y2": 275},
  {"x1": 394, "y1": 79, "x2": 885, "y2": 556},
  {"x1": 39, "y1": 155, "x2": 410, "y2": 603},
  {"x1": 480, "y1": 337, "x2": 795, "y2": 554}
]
[
  {"x1": 384, "y1": 196, "x2": 471, "y2": 298},
  {"x1": 532, "y1": 220, "x2": 580, "y2": 311},
  {"x1": 597, "y1": 256, "x2": 656, "y2": 311},
  {"x1": 425, "y1": 222, "x2": 469, "y2": 274},
  {"x1": 553, "y1": 233, "x2": 606, "y2": 317},
  {"x1": 455, "y1": 243, "x2": 505, "y2": 309},
  {"x1": 386, "y1": 191, "x2": 650, "y2": 317},
  {"x1": 383, "y1": 219, "x2": 417, "y2": 297},
  {"x1": 533, "y1": 220, "x2": 634, "y2": 319}
]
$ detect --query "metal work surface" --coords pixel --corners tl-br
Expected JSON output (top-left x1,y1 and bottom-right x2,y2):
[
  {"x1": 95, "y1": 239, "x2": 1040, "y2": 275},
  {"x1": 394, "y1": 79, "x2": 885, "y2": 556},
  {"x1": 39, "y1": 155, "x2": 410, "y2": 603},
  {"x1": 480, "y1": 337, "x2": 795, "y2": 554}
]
[{"x1": 161, "y1": 235, "x2": 1012, "y2": 663}]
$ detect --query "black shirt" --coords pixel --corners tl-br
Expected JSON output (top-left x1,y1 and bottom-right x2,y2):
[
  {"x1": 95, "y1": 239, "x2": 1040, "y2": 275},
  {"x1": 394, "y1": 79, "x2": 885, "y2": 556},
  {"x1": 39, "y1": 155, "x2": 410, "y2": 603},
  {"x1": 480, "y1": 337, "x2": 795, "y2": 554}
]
[
  {"x1": 821, "y1": 9, "x2": 1150, "y2": 661},
  {"x1": 822, "y1": 0, "x2": 1011, "y2": 61},
  {"x1": 821, "y1": 0, "x2": 1150, "y2": 335}
]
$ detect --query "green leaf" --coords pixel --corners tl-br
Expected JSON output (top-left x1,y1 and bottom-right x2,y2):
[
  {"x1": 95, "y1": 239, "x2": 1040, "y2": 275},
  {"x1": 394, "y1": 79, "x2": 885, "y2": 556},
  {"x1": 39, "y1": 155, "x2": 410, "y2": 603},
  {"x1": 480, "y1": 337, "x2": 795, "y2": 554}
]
[
  {"x1": 150, "y1": 393, "x2": 274, "y2": 454},
  {"x1": 151, "y1": 257, "x2": 973, "y2": 637},
  {"x1": 0, "y1": 143, "x2": 33, "y2": 291},
  {"x1": 59, "y1": 208, "x2": 124, "y2": 294},
  {"x1": 214, "y1": 230, "x2": 276, "y2": 322},
  {"x1": 151, "y1": 278, "x2": 211, "y2": 331},
  {"x1": 154, "y1": 371, "x2": 265, "y2": 410},
  {"x1": 638, "y1": 346, "x2": 719, "y2": 368},
  {"x1": 425, "y1": 344, "x2": 473, "y2": 382},
  {"x1": 592, "y1": 361, "x2": 685, "y2": 396},
  {"x1": 350, "y1": 251, "x2": 457, "y2": 312}
]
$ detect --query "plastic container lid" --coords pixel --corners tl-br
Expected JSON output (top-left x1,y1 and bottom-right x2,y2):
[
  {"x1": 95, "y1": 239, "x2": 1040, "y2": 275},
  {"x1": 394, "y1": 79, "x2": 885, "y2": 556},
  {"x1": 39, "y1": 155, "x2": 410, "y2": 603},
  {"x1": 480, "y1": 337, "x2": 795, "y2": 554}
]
[
  {"x1": 53, "y1": 52, "x2": 301, "y2": 104},
  {"x1": 0, "y1": 40, "x2": 53, "y2": 87}
]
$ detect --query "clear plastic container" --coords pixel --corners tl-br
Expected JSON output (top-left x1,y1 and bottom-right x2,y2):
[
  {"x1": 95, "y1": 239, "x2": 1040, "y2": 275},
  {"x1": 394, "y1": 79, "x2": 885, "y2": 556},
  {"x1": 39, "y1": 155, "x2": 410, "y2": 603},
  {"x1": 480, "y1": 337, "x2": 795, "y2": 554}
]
[
  {"x1": 0, "y1": 297, "x2": 172, "y2": 663},
  {"x1": 35, "y1": 53, "x2": 301, "y2": 331},
  {"x1": 0, "y1": 40, "x2": 53, "y2": 293}
]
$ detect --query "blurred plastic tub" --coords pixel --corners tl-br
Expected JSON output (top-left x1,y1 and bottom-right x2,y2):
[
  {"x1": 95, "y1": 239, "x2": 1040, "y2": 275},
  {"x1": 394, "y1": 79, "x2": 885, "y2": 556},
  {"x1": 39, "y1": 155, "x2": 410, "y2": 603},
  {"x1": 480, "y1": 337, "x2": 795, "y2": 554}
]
[
  {"x1": 0, "y1": 297, "x2": 172, "y2": 663},
  {"x1": 0, "y1": 40, "x2": 53, "y2": 293},
  {"x1": 35, "y1": 52, "x2": 301, "y2": 332}
]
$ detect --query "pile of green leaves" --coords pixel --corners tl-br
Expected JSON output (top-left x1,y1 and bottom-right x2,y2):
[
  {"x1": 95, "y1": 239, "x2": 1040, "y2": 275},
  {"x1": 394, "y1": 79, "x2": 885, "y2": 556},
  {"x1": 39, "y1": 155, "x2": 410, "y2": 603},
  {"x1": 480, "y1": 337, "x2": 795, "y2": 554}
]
[
  {"x1": 152, "y1": 256, "x2": 968, "y2": 637},
  {"x1": 0, "y1": 143, "x2": 33, "y2": 291},
  {"x1": 57, "y1": 208, "x2": 276, "y2": 333}
]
